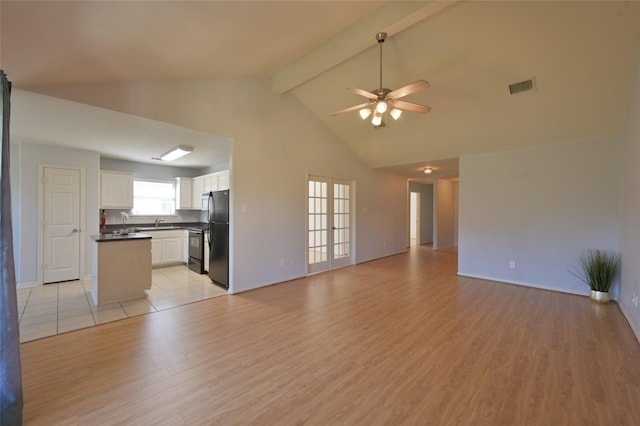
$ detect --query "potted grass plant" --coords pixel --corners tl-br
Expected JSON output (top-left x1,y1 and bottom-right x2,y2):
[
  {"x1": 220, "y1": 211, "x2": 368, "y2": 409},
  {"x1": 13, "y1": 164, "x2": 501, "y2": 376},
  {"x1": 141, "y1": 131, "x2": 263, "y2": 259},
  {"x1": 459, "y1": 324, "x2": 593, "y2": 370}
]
[{"x1": 571, "y1": 249, "x2": 621, "y2": 303}]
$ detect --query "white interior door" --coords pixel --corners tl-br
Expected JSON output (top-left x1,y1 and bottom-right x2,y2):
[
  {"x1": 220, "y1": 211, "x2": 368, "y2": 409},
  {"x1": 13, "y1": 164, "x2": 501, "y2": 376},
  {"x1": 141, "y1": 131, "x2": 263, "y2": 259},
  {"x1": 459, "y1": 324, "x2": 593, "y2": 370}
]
[
  {"x1": 308, "y1": 176, "x2": 353, "y2": 274},
  {"x1": 43, "y1": 167, "x2": 81, "y2": 283}
]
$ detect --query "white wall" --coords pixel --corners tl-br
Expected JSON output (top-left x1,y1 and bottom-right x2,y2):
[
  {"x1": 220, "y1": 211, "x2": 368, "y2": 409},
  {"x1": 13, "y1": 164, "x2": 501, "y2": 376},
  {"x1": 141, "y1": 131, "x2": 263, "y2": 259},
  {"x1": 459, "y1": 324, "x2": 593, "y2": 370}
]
[
  {"x1": 27, "y1": 78, "x2": 409, "y2": 293},
  {"x1": 458, "y1": 138, "x2": 620, "y2": 296},
  {"x1": 15, "y1": 142, "x2": 100, "y2": 285},
  {"x1": 619, "y1": 57, "x2": 640, "y2": 339}
]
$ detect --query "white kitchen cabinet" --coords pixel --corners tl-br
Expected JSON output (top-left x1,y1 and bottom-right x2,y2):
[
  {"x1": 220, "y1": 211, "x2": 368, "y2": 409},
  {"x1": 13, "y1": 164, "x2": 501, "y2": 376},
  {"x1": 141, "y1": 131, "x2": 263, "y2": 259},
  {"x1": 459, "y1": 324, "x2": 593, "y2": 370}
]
[
  {"x1": 100, "y1": 171, "x2": 133, "y2": 209},
  {"x1": 217, "y1": 170, "x2": 230, "y2": 190},
  {"x1": 148, "y1": 229, "x2": 186, "y2": 267},
  {"x1": 176, "y1": 177, "x2": 194, "y2": 210},
  {"x1": 192, "y1": 176, "x2": 204, "y2": 208},
  {"x1": 151, "y1": 239, "x2": 163, "y2": 266},
  {"x1": 200, "y1": 170, "x2": 229, "y2": 194},
  {"x1": 203, "y1": 173, "x2": 217, "y2": 193},
  {"x1": 163, "y1": 238, "x2": 183, "y2": 264}
]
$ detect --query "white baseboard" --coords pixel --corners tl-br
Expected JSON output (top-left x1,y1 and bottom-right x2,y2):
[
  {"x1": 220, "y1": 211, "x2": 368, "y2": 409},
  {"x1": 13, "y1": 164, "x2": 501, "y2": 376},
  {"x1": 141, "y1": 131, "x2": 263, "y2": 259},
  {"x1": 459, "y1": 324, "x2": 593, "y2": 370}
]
[
  {"x1": 456, "y1": 272, "x2": 640, "y2": 343},
  {"x1": 456, "y1": 272, "x2": 591, "y2": 298},
  {"x1": 357, "y1": 249, "x2": 408, "y2": 265},
  {"x1": 617, "y1": 302, "x2": 640, "y2": 345},
  {"x1": 230, "y1": 273, "x2": 306, "y2": 295},
  {"x1": 17, "y1": 281, "x2": 39, "y2": 288}
]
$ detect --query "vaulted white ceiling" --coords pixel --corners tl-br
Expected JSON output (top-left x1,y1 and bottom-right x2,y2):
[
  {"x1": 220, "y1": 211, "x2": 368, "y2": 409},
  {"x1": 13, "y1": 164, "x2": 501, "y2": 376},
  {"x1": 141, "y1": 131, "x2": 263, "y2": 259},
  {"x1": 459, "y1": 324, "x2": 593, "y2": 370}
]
[{"x1": 2, "y1": 1, "x2": 640, "y2": 180}]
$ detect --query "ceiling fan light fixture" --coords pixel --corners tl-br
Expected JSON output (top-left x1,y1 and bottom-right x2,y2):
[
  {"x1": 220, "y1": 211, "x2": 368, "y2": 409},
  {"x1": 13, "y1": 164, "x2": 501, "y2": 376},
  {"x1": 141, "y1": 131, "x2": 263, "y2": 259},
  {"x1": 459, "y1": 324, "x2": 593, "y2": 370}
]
[
  {"x1": 359, "y1": 107, "x2": 372, "y2": 120},
  {"x1": 390, "y1": 108, "x2": 402, "y2": 120},
  {"x1": 330, "y1": 31, "x2": 431, "y2": 126},
  {"x1": 160, "y1": 145, "x2": 193, "y2": 161}
]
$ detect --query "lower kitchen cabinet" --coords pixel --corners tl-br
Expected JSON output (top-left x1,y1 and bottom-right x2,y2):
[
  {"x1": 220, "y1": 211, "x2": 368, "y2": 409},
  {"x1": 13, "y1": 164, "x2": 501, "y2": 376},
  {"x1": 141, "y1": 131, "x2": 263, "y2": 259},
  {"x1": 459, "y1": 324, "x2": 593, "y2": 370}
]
[
  {"x1": 148, "y1": 230, "x2": 186, "y2": 267},
  {"x1": 162, "y1": 238, "x2": 183, "y2": 264},
  {"x1": 151, "y1": 239, "x2": 163, "y2": 265}
]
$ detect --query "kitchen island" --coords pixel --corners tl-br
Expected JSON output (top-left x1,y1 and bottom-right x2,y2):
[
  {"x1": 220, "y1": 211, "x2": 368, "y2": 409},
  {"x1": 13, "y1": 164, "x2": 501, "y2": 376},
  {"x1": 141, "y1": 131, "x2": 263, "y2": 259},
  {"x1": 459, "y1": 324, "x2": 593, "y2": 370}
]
[{"x1": 91, "y1": 233, "x2": 152, "y2": 305}]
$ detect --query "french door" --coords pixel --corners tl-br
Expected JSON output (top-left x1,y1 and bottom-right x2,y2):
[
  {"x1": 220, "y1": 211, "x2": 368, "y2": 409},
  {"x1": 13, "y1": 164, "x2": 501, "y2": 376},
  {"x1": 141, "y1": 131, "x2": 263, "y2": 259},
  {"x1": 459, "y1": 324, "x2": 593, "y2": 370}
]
[{"x1": 307, "y1": 175, "x2": 353, "y2": 274}]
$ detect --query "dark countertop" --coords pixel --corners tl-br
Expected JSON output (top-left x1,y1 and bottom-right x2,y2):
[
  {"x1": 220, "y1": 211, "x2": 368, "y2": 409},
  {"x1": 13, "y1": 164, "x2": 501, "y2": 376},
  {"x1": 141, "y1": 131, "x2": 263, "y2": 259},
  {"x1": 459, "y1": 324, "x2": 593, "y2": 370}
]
[
  {"x1": 92, "y1": 233, "x2": 152, "y2": 242},
  {"x1": 100, "y1": 222, "x2": 207, "y2": 234}
]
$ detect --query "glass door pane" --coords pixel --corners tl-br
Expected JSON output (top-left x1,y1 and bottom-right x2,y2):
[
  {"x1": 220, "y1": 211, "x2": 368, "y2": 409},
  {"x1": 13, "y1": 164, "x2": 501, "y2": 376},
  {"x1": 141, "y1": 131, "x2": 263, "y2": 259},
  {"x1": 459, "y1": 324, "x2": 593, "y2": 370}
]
[
  {"x1": 308, "y1": 178, "x2": 329, "y2": 273},
  {"x1": 332, "y1": 182, "x2": 350, "y2": 264},
  {"x1": 308, "y1": 176, "x2": 352, "y2": 273}
]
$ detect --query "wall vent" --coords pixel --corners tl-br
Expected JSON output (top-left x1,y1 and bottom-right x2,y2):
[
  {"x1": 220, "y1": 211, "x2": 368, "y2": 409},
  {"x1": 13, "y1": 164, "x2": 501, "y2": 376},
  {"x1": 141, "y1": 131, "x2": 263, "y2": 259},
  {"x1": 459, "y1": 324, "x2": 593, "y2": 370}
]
[{"x1": 509, "y1": 78, "x2": 535, "y2": 95}]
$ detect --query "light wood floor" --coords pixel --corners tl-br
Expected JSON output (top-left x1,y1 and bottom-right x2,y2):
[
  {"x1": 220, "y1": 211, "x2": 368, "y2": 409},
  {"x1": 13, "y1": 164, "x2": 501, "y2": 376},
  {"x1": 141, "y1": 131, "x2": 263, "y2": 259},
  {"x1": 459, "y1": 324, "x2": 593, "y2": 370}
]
[{"x1": 20, "y1": 246, "x2": 640, "y2": 425}]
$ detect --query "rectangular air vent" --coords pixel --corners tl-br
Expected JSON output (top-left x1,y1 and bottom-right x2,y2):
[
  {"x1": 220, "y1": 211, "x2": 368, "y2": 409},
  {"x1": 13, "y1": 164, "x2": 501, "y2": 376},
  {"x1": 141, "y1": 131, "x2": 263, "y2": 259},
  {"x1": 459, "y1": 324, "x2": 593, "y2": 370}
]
[{"x1": 509, "y1": 78, "x2": 535, "y2": 95}]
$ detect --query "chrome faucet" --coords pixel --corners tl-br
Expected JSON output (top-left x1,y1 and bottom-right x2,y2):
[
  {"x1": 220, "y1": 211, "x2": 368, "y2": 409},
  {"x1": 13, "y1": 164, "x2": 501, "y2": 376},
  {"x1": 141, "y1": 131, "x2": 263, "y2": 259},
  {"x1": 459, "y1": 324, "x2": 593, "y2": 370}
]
[
  {"x1": 120, "y1": 211, "x2": 129, "y2": 227},
  {"x1": 154, "y1": 218, "x2": 166, "y2": 228}
]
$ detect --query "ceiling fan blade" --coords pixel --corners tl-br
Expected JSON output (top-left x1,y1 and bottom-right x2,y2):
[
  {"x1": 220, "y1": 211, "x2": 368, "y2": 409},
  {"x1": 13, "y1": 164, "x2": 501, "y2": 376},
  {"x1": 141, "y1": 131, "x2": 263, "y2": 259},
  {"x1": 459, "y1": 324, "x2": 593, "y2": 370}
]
[
  {"x1": 393, "y1": 100, "x2": 432, "y2": 114},
  {"x1": 388, "y1": 80, "x2": 430, "y2": 99},
  {"x1": 330, "y1": 103, "x2": 370, "y2": 116},
  {"x1": 346, "y1": 87, "x2": 378, "y2": 100}
]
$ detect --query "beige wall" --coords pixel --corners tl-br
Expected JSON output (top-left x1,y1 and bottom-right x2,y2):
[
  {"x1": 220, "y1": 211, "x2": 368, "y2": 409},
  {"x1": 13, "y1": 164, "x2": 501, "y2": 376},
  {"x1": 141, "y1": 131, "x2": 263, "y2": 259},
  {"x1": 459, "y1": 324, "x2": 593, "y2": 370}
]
[
  {"x1": 619, "y1": 57, "x2": 640, "y2": 339},
  {"x1": 434, "y1": 178, "x2": 457, "y2": 250}
]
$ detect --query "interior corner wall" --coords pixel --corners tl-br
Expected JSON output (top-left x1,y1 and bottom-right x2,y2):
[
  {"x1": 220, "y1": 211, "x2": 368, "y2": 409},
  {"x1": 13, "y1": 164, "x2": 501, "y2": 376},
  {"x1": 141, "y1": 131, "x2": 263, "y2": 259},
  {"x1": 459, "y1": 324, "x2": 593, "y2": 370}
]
[
  {"x1": 15, "y1": 143, "x2": 100, "y2": 285},
  {"x1": 31, "y1": 79, "x2": 408, "y2": 293},
  {"x1": 409, "y1": 181, "x2": 434, "y2": 244},
  {"x1": 619, "y1": 56, "x2": 640, "y2": 340},
  {"x1": 433, "y1": 179, "x2": 456, "y2": 250},
  {"x1": 458, "y1": 138, "x2": 619, "y2": 296}
]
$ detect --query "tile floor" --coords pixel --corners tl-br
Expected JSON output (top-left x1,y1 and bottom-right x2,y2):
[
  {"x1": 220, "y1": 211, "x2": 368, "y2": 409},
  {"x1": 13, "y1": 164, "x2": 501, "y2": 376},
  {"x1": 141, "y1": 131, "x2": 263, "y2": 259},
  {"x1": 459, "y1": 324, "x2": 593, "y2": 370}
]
[{"x1": 17, "y1": 265, "x2": 228, "y2": 343}]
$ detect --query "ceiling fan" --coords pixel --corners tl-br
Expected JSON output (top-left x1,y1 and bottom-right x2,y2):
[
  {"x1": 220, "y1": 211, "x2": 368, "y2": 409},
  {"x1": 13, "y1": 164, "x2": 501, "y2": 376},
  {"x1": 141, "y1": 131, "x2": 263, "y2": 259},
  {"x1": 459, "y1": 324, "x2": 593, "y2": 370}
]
[{"x1": 331, "y1": 32, "x2": 431, "y2": 128}]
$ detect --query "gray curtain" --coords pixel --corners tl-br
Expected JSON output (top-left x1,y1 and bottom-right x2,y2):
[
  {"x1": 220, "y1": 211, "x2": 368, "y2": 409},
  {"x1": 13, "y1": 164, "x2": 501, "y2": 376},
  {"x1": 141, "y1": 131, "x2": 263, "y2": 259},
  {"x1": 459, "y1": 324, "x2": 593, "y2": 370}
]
[{"x1": 0, "y1": 70, "x2": 23, "y2": 425}]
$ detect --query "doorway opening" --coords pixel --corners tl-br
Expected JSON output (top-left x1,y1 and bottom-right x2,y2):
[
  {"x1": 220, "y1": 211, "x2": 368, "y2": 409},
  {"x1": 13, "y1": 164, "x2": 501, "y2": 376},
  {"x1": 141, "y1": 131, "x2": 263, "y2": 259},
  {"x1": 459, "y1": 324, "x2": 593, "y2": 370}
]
[{"x1": 410, "y1": 192, "x2": 420, "y2": 248}]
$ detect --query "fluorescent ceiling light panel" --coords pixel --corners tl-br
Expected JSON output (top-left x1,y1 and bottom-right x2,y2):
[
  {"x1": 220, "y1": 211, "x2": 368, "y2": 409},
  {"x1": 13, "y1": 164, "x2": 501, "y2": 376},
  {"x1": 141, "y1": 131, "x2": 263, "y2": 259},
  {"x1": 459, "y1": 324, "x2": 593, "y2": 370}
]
[{"x1": 160, "y1": 145, "x2": 193, "y2": 161}]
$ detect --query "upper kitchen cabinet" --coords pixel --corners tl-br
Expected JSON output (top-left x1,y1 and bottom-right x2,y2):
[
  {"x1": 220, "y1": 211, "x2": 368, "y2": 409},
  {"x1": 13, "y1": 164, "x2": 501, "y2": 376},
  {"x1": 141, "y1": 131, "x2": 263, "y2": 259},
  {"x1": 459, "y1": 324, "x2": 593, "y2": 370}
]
[
  {"x1": 202, "y1": 170, "x2": 230, "y2": 193},
  {"x1": 100, "y1": 171, "x2": 133, "y2": 209},
  {"x1": 192, "y1": 176, "x2": 204, "y2": 208},
  {"x1": 176, "y1": 177, "x2": 194, "y2": 210},
  {"x1": 203, "y1": 174, "x2": 217, "y2": 193},
  {"x1": 217, "y1": 171, "x2": 230, "y2": 191}
]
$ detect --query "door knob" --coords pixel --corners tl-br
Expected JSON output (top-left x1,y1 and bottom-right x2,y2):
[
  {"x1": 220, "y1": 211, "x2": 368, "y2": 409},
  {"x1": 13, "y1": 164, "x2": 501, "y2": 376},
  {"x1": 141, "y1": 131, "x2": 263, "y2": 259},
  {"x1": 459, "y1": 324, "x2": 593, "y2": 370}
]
[{"x1": 72, "y1": 228, "x2": 79, "y2": 233}]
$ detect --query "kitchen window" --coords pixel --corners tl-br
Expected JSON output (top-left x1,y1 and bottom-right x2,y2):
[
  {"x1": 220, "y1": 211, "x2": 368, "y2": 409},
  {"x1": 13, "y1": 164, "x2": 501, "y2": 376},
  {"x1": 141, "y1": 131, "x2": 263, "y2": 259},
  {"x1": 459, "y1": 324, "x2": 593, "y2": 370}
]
[{"x1": 132, "y1": 179, "x2": 176, "y2": 216}]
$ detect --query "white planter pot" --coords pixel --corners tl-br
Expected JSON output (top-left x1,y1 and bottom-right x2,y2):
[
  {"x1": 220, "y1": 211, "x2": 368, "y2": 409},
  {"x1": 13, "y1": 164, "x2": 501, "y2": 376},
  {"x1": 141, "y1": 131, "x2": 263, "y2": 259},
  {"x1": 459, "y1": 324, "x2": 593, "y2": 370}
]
[{"x1": 590, "y1": 290, "x2": 610, "y2": 303}]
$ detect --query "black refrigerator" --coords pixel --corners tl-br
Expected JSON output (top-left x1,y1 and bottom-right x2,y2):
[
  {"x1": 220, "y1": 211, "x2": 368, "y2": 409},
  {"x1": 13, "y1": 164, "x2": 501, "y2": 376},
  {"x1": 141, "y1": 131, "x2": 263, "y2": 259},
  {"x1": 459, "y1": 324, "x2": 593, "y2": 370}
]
[{"x1": 207, "y1": 190, "x2": 229, "y2": 289}]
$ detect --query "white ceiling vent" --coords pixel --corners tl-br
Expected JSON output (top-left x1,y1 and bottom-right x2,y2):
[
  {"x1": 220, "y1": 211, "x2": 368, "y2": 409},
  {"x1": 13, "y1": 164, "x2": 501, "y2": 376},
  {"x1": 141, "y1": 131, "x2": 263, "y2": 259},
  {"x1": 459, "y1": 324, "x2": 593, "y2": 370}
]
[{"x1": 509, "y1": 78, "x2": 535, "y2": 95}]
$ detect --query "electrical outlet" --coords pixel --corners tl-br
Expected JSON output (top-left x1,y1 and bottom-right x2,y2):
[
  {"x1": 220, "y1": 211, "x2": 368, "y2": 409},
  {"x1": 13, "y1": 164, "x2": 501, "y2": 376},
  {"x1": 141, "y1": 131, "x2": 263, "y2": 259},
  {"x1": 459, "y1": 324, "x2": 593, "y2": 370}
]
[
  {"x1": 280, "y1": 258, "x2": 285, "y2": 267},
  {"x1": 509, "y1": 260, "x2": 516, "y2": 269},
  {"x1": 632, "y1": 293, "x2": 638, "y2": 308}
]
